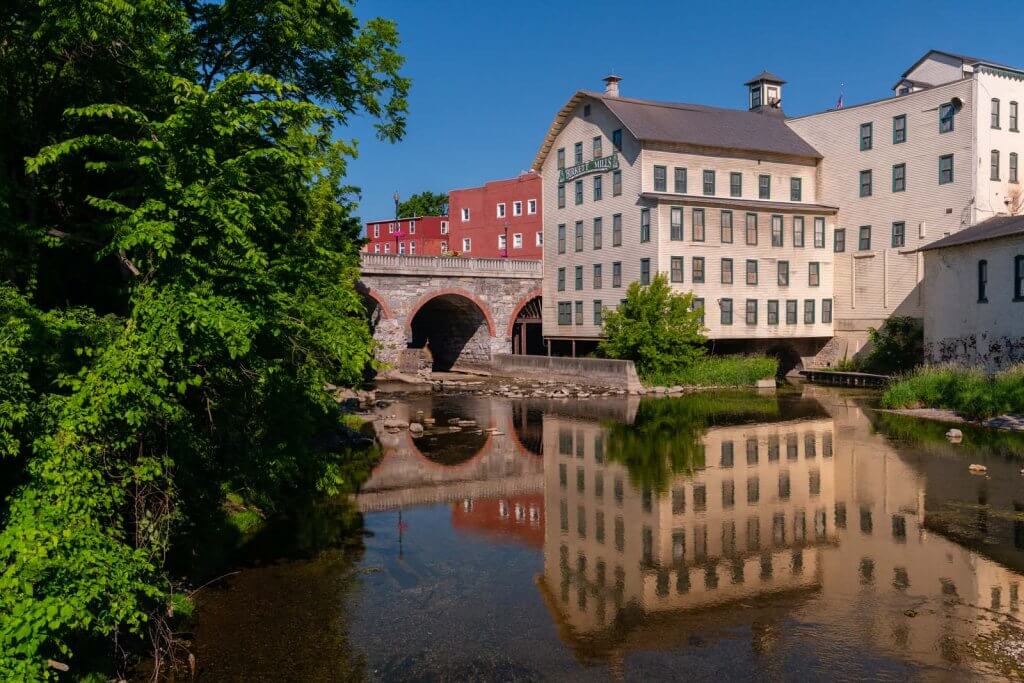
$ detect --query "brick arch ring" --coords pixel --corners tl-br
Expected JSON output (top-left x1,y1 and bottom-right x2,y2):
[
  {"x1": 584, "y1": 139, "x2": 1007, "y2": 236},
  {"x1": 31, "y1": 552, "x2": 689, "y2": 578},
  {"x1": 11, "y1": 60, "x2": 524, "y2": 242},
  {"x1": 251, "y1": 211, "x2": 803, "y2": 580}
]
[
  {"x1": 405, "y1": 287, "x2": 497, "y2": 336},
  {"x1": 355, "y1": 282, "x2": 395, "y2": 319},
  {"x1": 506, "y1": 288, "x2": 543, "y2": 337}
]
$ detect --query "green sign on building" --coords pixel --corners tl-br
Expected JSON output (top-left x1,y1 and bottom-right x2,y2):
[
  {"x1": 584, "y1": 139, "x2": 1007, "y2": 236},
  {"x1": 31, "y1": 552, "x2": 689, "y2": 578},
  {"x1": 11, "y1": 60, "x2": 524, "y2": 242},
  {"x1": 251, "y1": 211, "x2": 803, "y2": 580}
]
[{"x1": 559, "y1": 153, "x2": 619, "y2": 184}]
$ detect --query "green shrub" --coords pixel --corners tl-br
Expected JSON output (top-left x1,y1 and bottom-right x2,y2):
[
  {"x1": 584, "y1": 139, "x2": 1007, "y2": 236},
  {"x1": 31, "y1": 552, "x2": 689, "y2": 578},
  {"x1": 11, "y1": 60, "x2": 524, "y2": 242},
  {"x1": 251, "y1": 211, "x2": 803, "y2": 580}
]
[
  {"x1": 860, "y1": 316, "x2": 923, "y2": 374},
  {"x1": 994, "y1": 364, "x2": 1024, "y2": 414},
  {"x1": 882, "y1": 364, "x2": 1024, "y2": 419},
  {"x1": 598, "y1": 274, "x2": 706, "y2": 379},
  {"x1": 645, "y1": 355, "x2": 778, "y2": 388},
  {"x1": 833, "y1": 357, "x2": 861, "y2": 372}
]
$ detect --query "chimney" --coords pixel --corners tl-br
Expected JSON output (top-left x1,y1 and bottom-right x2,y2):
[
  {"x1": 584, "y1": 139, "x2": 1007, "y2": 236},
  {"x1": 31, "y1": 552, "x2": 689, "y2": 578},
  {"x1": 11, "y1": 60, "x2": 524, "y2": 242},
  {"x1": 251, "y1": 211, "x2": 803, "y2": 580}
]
[{"x1": 603, "y1": 74, "x2": 622, "y2": 98}]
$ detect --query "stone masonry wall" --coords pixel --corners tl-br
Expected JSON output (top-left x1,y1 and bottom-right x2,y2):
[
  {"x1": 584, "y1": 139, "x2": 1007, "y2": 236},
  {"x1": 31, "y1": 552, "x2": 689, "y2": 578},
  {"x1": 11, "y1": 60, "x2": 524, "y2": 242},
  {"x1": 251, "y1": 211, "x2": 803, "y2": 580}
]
[
  {"x1": 925, "y1": 333, "x2": 1024, "y2": 373},
  {"x1": 359, "y1": 272, "x2": 541, "y2": 369}
]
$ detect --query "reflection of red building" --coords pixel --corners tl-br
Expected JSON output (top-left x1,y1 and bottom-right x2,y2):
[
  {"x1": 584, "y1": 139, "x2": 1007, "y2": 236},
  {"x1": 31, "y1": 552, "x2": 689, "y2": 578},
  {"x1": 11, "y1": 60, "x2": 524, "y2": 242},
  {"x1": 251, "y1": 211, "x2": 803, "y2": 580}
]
[
  {"x1": 363, "y1": 215, "x2": 449, "y2": 256},
  {"x1": 450, "y1": 495, "x2": 545, "y2": 548},
  {"x1": 448, "y1": 173, "x2": 543, "y2": 259}
]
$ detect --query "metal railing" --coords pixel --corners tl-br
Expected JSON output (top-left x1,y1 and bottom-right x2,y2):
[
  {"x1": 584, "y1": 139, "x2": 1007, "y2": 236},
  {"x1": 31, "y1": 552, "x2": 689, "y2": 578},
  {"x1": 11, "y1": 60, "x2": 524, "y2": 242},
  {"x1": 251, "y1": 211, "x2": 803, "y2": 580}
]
[{"x1": 360, "y1": 253, "x2": 542, "y2": 277}]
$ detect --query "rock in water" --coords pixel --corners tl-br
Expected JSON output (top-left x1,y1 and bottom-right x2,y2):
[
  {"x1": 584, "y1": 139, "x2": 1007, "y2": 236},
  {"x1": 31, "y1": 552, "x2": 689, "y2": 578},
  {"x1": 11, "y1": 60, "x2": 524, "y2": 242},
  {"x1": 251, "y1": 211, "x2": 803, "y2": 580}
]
[
  {"x1": 946, "y1": 428, "x2": 963, "y2": 443},
  {"x1": 968, "y1": 463, "x2": 987, "y2": 474}
]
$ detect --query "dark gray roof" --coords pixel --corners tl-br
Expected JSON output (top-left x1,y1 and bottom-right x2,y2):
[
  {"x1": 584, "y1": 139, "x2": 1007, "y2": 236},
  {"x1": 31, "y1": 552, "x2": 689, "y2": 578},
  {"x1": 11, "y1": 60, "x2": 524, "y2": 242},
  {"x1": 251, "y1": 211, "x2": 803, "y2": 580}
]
[
  {"x1": 919, "y1": 215, "x2": 1024, "y2": 252},
  {"x1": 745, "y1": 71, "x2": 786, "y2": 85},
  {"x1": 587, "y1": 92, "x2": 821, "y2": 159},
  {"x1": 901, "y1": 49, "x2": 1019, "y2": 78}
]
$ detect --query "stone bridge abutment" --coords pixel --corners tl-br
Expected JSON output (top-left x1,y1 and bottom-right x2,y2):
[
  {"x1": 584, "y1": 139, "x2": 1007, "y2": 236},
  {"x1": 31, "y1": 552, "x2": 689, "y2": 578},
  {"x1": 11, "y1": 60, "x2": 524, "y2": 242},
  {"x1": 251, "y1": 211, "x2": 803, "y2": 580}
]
[{"x1": 359, "y1": 254, "x2": 543, "y2": 370}]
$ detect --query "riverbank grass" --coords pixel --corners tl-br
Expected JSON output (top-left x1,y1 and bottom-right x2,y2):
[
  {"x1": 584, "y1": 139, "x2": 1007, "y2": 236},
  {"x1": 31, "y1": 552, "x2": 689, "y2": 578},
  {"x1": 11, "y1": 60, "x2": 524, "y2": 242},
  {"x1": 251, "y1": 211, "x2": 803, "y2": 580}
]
[
  {"x1": 644, "y1": 355, "x2": 778, "y2": 388},
  {"x1": 882, "y1": 364, "x2": 1024, "y2": 420}
]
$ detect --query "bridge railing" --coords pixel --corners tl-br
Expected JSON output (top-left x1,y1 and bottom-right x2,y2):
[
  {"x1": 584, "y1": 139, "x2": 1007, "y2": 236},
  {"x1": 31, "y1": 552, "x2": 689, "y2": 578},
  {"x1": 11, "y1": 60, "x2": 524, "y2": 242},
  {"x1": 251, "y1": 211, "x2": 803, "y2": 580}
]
[{"x1": 360, "y1": 253, "x2": 542, "y2": 277}]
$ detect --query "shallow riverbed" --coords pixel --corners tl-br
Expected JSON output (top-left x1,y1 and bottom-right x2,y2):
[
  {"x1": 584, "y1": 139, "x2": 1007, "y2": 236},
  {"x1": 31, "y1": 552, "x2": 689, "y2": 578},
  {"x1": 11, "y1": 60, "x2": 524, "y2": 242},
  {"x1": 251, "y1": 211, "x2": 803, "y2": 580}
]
[{"x1": 191, "y1": 384, "x2": 1024, "y2": 681}]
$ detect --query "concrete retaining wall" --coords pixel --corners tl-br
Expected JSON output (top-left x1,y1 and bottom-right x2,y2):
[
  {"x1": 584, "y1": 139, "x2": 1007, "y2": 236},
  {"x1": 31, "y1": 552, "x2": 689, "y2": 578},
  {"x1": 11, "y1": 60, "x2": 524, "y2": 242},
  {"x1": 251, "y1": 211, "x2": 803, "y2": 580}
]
[{"x1": 492, "y1": 354, "x2": 642, "y2": 392}]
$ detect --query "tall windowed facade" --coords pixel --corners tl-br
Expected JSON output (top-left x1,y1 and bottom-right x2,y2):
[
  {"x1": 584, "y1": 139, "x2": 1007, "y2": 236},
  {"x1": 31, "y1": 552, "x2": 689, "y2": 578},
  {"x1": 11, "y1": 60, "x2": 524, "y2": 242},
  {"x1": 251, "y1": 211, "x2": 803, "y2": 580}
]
[
  {"x1": 539, "y1": 73, "x2": 835, "y2": 355},
  {"x1": 788, "y1": 49, "x2": 1024, "y2": 358}
]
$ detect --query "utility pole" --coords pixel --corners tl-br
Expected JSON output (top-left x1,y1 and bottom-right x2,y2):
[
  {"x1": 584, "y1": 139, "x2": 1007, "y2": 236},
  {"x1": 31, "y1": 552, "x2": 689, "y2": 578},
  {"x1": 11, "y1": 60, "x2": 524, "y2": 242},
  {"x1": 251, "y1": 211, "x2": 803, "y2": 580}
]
[{"x1": 393, "y1": 191, "x2": 400, "y2": 255}]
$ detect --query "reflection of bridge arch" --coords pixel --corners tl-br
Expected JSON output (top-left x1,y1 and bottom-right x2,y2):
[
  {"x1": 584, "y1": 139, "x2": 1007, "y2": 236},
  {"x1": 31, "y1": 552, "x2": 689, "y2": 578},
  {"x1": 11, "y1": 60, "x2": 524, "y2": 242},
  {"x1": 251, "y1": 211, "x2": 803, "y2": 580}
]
[
  {"x1": 510, "y1": 402, "x2": 544, "y2": 457},
  {"x1": 403, "y1": 430, "x2": 495, "y2": 475},
  {"x1": 359, "y1": 397, "x2": 548, "y2": 512},
  {"x1": 408, "y1": 288, "x2": 496, "y2": 371},
  {"x1": 406, "y1": 400, "x2": 493, "y2": 469}
]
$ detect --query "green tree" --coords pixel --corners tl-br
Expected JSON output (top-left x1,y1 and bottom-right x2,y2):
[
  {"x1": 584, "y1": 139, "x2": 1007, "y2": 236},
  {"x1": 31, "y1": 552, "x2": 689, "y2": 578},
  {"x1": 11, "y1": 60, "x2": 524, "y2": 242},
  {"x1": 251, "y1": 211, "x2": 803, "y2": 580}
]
[
  {"x1": 397, "y1": 190, "x2": 448, "y2": 217},
  {"x1": 0, "y1": 1, "x2": 409, "y2": 678},
  {"x1": 598, "y1": 273, "x2": 707, "y2": 379},
  {"x1": 861, "y1": 316, "x2": 923, "y2": 374}
]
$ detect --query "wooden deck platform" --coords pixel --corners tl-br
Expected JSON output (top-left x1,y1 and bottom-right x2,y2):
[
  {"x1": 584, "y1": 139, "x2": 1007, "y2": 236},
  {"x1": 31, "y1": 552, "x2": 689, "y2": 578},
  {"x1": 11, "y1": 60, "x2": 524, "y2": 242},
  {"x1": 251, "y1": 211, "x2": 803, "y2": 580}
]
[{"x1": 800, "y1": 369, "x2": 891, "y2": 387}]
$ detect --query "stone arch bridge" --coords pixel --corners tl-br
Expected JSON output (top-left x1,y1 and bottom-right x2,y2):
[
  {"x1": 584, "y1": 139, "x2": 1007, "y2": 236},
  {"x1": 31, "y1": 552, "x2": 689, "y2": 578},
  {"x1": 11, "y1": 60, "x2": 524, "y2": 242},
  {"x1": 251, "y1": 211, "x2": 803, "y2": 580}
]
[{"x1": 358, "y1": 254, "x2": 543, "y2": 371}]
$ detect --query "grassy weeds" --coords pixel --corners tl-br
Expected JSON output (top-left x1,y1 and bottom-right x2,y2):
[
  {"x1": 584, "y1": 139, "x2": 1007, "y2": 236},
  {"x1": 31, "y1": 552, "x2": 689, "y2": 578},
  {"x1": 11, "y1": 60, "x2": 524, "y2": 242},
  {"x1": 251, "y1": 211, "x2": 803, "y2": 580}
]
[
  {"x1": 644, "y1": 355, "x2": 778, "y2": 388},
  {"x1": 223, "y1": 491, "x2": 264, "y2": 535},
  {"x1": 881, "y1": 363, "x2": 1024, "y2": 419}
]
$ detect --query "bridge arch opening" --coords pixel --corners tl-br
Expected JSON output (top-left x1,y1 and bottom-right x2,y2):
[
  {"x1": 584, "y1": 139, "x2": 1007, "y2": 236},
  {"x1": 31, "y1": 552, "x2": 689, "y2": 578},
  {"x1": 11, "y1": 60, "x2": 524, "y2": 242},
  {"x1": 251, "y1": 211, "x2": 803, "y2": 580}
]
[
  {"x1": 359, "y1": 291, "x2": 386, "y2": 333},
  {"x1": 764, "y1": 342, "x2": 804, "y2": 376},
  {"x1": 510, "y1": 294, "x2": 544, "y2": 355},
  {"x1": 409, "y1": 292, "x2": 494, "y2": 371}
]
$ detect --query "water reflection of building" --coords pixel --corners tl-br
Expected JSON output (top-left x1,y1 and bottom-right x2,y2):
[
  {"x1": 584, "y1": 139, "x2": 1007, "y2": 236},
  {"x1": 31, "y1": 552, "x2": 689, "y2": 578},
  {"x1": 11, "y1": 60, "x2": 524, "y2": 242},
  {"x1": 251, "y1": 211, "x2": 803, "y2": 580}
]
[
  {"x1": 450, "y1": 494, "x2": 545, "y2": 548},
  {"x1": 541, "y1": 412, "x2": 837, "y2": 645},
  {"x1": 822, "y1": 392, "x2": 1022, "y2": 663},
  {"x1": 538, "y1": 391, "x2": 1024, "y2": 672}
]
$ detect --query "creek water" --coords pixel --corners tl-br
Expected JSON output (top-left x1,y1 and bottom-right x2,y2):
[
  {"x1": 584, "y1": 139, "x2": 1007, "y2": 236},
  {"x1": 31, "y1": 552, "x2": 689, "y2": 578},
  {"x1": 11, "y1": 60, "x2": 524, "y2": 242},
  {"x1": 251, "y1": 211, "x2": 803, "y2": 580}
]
[{"x1": 191, "y1": 385, "x2": 1024, "y2": 681}]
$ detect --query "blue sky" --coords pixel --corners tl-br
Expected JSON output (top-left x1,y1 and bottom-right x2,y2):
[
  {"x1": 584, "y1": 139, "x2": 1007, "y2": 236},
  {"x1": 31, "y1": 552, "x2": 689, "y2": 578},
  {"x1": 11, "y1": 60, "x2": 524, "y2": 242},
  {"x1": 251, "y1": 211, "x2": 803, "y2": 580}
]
[{"x1": 346, "y1": 0, "x2": 1021, "y2": 224}]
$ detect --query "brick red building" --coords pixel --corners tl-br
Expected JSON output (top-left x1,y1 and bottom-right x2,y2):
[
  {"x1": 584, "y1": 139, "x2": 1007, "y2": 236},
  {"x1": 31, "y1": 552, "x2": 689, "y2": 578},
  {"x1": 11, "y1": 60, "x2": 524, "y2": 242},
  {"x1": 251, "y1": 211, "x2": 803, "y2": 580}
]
[
  {"x1": 448, "y1": 172, "x2": 543, "y2": 259},
  {"x1": 363, "y1": 215, "x2": 450, "y2": 256}
]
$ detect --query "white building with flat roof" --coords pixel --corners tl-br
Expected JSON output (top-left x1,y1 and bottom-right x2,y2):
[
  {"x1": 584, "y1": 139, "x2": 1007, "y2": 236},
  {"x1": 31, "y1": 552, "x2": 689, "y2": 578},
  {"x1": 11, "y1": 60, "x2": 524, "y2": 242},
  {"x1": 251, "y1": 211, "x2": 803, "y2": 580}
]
[{"x1": 788, "y1": 50, "x2": 1024, "y2": 357}]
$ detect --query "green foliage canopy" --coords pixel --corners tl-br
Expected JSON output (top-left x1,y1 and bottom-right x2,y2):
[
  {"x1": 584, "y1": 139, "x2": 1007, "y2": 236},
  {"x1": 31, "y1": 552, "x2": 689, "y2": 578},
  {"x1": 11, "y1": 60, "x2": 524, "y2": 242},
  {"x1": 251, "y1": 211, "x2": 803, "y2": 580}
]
[
  {"x1": 598, "y1": 273, "x2": 707, "y2": 379},
  {"x1": 0, "y1": 0, "x2": 408, "y2": 678},
  {"x1": 397, "y1": 190, "x2": 449, "y2": 218},
  {"x1": 603, "y1": 392, "x2": 779, "y2": 492}
]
